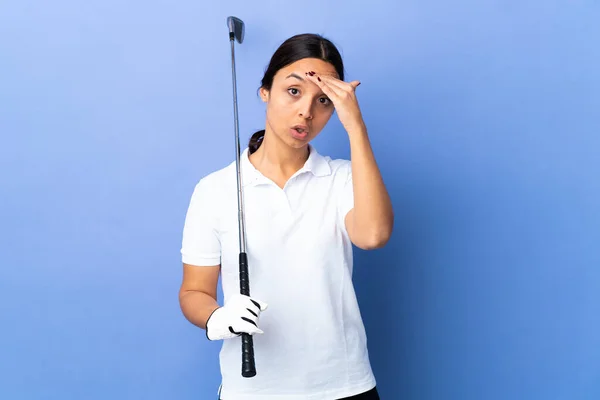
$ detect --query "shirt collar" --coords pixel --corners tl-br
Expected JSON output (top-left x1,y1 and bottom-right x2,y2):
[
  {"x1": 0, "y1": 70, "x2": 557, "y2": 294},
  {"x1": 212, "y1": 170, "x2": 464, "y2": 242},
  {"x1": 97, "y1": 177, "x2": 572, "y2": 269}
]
[{"x1": 241, "y1": 144, "x2": 331, "y2": 187}]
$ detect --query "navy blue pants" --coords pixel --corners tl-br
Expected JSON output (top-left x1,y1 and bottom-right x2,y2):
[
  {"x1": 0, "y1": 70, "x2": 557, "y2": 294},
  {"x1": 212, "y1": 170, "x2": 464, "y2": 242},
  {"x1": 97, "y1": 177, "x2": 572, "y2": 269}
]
[{"x1": 339, "y1": 386, "x2": 380, "y2": 399}]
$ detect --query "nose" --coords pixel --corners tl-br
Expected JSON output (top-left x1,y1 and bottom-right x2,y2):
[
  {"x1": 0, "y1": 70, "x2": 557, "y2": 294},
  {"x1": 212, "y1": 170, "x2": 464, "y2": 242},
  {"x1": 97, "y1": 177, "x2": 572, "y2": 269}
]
[{"x1": 298, "y1": 99, "x2": 313, "y2": 120}]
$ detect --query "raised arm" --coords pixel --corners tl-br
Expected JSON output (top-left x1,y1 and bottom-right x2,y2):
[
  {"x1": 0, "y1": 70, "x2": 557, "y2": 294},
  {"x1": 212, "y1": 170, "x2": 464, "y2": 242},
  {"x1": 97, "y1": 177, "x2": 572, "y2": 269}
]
[
  {"x1": 304, "y1": 71, "x2": 394, "y2": 249},
  {"x1": 344, "y1": 125, "x2": 394, "y2": 249}
]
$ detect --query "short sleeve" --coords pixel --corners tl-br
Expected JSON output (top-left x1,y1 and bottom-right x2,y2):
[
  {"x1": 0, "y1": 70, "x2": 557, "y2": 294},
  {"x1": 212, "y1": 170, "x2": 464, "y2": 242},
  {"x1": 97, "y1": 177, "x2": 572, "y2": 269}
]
[
  {"x1": 337, "y1": 161, "x2": 354, "y2": 226},
  {"x1": 180, "y1": 179, "x2": 221, "y2": 266}
]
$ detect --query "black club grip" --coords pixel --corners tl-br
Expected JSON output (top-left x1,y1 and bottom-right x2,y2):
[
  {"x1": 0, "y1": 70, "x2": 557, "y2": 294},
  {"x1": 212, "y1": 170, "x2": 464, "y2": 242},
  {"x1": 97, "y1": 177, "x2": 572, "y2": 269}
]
[{"x1": 239, "y1": 252, "x2": 256, "y2": 377}]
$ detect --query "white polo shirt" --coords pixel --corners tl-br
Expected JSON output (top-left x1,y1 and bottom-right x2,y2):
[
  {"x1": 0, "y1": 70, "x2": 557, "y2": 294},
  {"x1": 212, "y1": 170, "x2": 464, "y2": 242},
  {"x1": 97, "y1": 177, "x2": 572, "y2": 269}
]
[{"x1": 181, "y1": 145, "x2": 376, "y2": 400}]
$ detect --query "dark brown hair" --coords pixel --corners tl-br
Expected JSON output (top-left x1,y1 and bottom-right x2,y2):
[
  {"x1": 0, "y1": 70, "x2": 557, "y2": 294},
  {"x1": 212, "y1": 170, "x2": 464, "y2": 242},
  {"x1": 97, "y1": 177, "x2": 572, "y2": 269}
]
[{"x1": 248, "y1": 33, "x2": 345, "y2": 154}]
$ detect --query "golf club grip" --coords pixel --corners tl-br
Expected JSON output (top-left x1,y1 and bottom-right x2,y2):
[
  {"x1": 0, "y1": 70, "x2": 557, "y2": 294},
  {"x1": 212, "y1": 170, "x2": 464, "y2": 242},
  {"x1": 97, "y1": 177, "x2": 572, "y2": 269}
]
[{"x1": 239, "y1": 252, "x2": 256, "y2": 377}]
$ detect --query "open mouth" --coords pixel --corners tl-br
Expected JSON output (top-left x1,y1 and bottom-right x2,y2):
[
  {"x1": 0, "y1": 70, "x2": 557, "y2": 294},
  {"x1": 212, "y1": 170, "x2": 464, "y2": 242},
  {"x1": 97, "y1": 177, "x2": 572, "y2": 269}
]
[{"x1": 291, "y1": 126, "x2": 309, "y2": 140}]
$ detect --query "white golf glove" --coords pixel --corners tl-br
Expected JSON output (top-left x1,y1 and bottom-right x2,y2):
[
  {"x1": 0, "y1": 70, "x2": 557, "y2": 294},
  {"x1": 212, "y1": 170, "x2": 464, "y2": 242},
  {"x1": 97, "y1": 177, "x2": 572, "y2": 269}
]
[{"x1": 206, "y1": 294, "x2": 268, "y2": 341}]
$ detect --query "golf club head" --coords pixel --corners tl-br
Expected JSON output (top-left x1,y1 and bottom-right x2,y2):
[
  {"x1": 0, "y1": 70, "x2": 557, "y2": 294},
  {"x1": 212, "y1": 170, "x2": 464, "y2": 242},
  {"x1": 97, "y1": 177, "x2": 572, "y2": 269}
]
[{"x1": 227, "y1": 16, "x2": 245, "y2": 43}]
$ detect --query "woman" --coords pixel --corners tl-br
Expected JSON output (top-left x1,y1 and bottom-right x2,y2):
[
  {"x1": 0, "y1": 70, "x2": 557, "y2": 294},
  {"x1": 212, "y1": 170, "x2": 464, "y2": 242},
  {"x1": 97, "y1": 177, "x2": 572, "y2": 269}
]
[{"x1": 179, "y1": 33, "x2": 393, "y2": 399}]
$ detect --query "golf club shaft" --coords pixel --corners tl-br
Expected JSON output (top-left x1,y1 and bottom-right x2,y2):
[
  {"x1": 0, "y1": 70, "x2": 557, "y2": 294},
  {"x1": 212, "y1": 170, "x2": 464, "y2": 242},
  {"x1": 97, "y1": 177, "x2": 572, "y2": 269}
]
[
  {"x1": 229, "y1": 24, "x2": 257, "y2": 379},
  {"x1": 230, "y1": 38, "x2": 246, "y2": 255}
]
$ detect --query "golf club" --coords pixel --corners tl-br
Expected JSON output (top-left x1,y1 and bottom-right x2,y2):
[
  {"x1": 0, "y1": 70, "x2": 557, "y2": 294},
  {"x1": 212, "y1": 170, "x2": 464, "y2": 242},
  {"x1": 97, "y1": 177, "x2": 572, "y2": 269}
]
[{"x1": 227, "y1": 15, "x2": 256, "y2": 379}]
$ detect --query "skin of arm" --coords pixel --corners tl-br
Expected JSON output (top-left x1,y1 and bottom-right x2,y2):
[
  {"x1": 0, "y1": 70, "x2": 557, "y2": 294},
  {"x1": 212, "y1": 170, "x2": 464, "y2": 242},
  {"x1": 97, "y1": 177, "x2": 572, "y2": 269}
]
[
  {"x1": 344, "y1": 121, "x2": 394, "y2": 250},
  {"x1": 179, "y1": 263, "x2": 221, "y2": 329}
]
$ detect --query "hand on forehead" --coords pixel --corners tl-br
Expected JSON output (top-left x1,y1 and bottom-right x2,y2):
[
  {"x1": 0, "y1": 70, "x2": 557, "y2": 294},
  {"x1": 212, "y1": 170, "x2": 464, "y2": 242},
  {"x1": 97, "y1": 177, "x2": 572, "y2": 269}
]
[{"x1": 279, "y1": 58, "x2": 340, "y2": 81}]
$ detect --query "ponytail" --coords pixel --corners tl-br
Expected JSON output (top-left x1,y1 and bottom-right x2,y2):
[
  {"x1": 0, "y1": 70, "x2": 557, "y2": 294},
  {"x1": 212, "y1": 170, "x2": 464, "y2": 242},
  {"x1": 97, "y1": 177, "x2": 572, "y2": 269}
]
[{"x1": 248, "y1": 130, "x2": 265, "y2": 154}]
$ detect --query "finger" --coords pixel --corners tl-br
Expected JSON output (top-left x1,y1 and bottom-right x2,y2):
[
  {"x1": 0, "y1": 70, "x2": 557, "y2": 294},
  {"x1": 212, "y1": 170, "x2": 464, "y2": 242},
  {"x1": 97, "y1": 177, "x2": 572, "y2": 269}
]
[
  {"x1": 241, "y1": 305, "x2": 261, "y2": 325},
  {"x1": 229, "y1": 324, "x2": 263, "y2": 336},
  {"x1": 244, "y1": 306, "x2": 259, "y2": 320},
  {"x1": 349, "y1": 80, "x2": 361, "y2": 89},
  {"x1": 305, "y1": 72, "x2": 343, "y2": 98},
  {"x1": 233, "y1": 319, "x2": 264, "y2": 335},
  {"x1": 318, "y1": 74, "x2": 359, "y2": 92},
  {"x1": 241, "y1": 315, "x2": 258, "y2": 327},
  {"x1": 306, "y1": 71, "x2": 340, "y2": 92},
  {"x1": 312, "y1": 72, "x2": 360, "y2": 92},
  {"x1": 249, "y1": 297, "x2": 268, "y2": 311},
  {"x1": 244, "y1": 299, "x2": 261, "y2": 316},
  {"x1": 235, "y1": 294, "x2": 265, "y2": 313}
]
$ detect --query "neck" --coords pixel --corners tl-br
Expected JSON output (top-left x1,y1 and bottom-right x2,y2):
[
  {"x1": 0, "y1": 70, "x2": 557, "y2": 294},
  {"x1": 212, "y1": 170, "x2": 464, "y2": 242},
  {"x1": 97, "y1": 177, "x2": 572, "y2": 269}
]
[{"x1": 249, "y1": 130, "x2": 309, "y2": 179}]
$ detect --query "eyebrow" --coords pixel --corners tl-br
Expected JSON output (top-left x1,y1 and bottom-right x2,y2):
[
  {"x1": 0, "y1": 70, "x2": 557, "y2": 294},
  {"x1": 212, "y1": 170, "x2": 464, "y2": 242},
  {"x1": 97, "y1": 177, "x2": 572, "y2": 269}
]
[
  {"x1": 285, "y1": 73, "x2": 305, "y2": 81},
  {"x1": 284, "y1": 73, "x2": 328, "y2": 97}
]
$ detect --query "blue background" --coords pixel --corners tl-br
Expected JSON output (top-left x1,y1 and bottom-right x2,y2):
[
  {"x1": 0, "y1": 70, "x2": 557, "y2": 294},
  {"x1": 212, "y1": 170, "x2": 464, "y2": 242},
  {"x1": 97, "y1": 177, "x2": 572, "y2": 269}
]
[{"x1": 1, "y1": 1, "x2": 599, "y2": 399}]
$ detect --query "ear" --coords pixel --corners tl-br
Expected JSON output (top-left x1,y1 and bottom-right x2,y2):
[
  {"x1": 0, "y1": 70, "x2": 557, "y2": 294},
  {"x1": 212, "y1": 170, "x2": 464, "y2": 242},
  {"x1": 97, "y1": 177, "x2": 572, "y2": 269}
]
[{"x1": 259, "y1": 87, "x2": 269, "y2": 103}]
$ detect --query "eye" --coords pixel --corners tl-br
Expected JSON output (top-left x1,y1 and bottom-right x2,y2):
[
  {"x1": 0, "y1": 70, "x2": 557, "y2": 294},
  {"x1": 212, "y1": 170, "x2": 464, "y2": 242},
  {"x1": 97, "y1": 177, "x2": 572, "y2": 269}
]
[
  {"x1": 288, "y1": 88, "x2": 300, "y2": 96},
  {"x1": 319, "y1": 97, "x2": 331, "y2": 106}
]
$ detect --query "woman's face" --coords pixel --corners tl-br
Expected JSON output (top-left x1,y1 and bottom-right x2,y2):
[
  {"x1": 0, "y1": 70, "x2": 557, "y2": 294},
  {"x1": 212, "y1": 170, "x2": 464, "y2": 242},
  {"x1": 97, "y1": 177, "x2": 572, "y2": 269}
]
[{"x1": 260, "y1": 58, "x2": 338, "y2": 149}]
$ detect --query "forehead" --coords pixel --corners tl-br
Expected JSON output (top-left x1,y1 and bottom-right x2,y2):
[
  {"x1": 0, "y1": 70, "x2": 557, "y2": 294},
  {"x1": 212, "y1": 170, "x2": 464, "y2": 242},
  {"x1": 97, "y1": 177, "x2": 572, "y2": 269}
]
[{"x1": 274, "y1": 58, "x2": 339, "y2": 81}]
